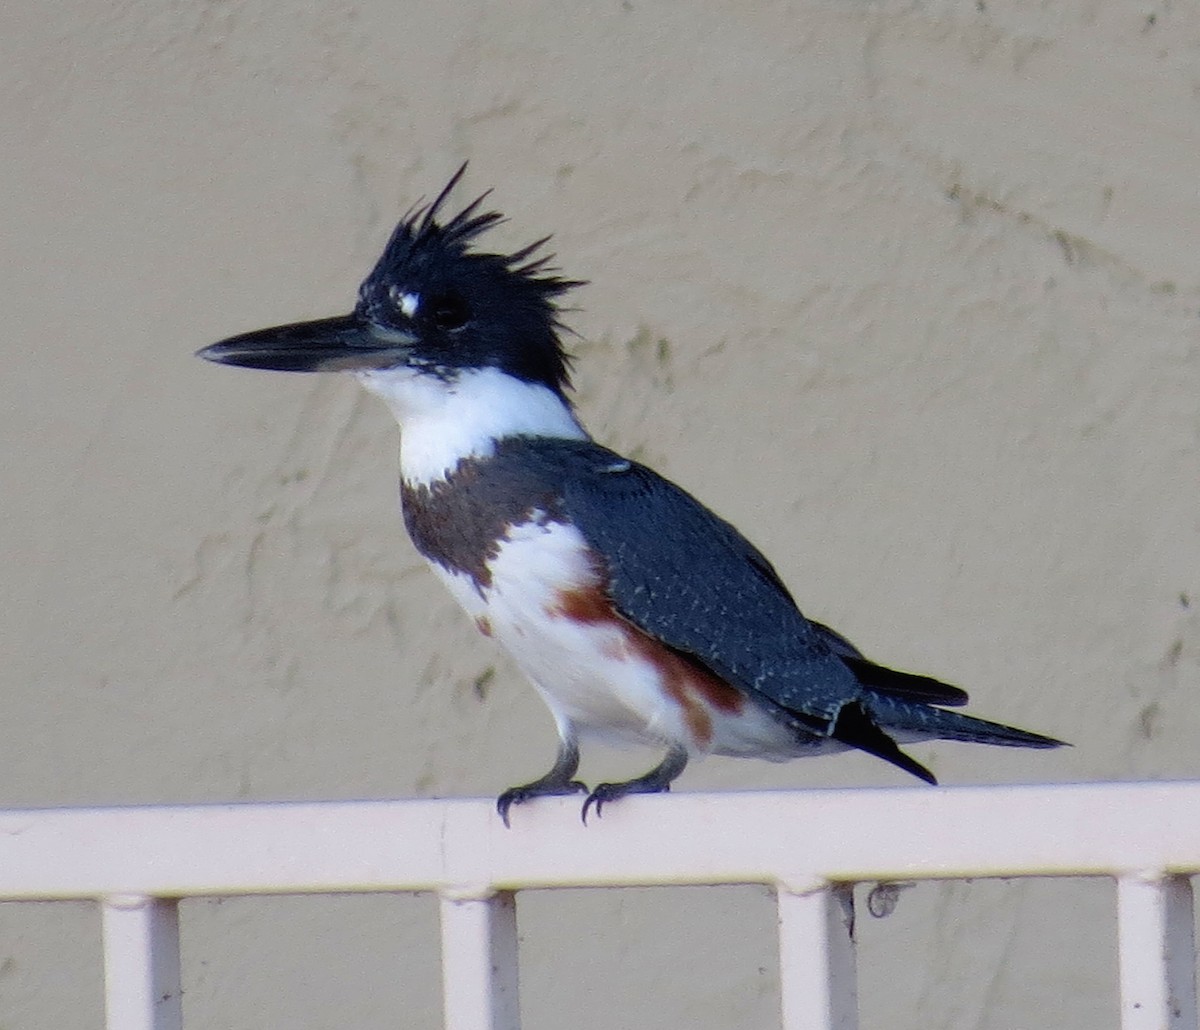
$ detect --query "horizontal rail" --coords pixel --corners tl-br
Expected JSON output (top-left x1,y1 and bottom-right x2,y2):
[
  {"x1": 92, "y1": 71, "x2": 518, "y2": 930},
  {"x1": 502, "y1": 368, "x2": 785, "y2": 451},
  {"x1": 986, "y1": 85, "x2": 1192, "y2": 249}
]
[{"x1": 0, "y1": 781, "x2": 1198, "y2": 900}]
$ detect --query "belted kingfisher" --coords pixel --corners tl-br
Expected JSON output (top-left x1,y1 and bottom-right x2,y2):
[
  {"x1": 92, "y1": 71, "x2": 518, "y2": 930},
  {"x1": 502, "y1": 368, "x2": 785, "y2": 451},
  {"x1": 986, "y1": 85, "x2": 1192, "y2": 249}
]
[{"x1": 199, "y1": 165, "x2": 1063, "y2": 823}]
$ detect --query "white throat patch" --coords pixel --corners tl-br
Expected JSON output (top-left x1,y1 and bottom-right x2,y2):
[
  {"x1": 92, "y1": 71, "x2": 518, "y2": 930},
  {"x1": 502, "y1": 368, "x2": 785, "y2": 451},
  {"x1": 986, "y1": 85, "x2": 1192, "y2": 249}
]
[{"x1": 355, "y1": 365, "x2": 588, "y2": 486}]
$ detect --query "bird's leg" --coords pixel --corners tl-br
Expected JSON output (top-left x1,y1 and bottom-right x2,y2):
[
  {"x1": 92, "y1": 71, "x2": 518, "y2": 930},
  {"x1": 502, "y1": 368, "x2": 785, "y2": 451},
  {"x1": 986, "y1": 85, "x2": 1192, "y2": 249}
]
[
  {"x1": 581, "y1": 744, "x2": 689, "y2": 824},
  {"x1": 496, "y1": 737, "x2": 587, "y2": 827}
]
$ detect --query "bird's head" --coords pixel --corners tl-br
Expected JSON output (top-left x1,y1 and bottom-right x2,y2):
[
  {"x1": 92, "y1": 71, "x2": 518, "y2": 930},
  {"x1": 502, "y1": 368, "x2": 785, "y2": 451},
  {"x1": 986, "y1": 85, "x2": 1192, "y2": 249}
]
[{"x1": 198, "y1": 165, "x2": 580, "y2": 401}]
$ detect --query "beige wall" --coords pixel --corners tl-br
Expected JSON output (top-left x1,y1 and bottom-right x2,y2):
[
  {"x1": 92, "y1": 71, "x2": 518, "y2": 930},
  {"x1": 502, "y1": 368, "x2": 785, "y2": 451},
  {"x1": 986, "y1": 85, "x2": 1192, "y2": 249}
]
[{"x1": 2, "y1": 1, "x2": 1198, "y2": 1026}]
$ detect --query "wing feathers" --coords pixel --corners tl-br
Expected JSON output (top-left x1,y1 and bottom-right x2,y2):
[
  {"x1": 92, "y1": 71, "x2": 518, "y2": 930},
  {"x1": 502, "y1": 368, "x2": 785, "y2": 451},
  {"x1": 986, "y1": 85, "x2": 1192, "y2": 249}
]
[
  {"x1": 841, "y1": 656, "x2": 969, "y2": 707},
  {"x1": 499, "y1": 439, "x2": 1059, "y2": 767}
]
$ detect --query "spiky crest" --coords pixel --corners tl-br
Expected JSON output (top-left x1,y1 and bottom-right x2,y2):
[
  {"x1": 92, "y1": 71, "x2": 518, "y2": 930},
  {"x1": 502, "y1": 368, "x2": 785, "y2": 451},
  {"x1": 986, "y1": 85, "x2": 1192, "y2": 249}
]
[
  {"x1": 375, "y1": 163, "x2": 582, "y2": 306},
  {"x1": 359, "y1": 164, "x2": 583, "y2": 394}
]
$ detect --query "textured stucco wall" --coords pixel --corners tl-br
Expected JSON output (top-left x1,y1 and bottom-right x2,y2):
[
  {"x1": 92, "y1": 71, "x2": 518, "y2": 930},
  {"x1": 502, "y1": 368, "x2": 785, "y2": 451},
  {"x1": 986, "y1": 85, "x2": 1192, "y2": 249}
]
[{"x1": 1, "y1": 1, "x2": 1197, "y2": 1027}]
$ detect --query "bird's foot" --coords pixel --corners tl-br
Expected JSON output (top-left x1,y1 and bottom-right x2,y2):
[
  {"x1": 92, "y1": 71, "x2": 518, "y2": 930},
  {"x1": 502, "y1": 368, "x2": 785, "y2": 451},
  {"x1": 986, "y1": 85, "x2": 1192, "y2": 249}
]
[
  {"x1": 581, "y1": 778, "x2": 670, "y2": 824},
  {"x1": 580, "y1": 745, "x2": 688, "y2": 824},
  {"x1": 496, "y1": 776, "x2": 588, "y2": 827}
]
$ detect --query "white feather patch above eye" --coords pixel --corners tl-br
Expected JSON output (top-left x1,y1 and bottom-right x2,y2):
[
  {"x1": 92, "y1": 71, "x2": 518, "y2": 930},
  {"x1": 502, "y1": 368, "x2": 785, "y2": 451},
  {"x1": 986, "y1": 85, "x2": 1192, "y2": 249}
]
[{"x1": 388, "y1": 286, "x2": 420, "y2": 318}]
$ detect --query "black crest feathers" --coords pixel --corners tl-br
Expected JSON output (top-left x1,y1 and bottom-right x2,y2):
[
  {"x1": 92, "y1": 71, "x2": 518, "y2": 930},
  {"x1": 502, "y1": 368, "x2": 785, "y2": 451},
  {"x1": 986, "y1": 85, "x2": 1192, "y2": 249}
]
[
  {"x1": 357, "y1": 164, "x2": 582, "y2": 394},
  {"x1": 376, "y1": 163, "x2": 582, "y2": 305}
]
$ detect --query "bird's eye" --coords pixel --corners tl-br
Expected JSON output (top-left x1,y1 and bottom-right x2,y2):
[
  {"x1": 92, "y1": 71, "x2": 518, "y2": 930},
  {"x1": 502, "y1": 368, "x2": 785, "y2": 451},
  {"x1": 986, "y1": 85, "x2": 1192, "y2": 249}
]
[{"x1": 429, "y1": 291, "x2": 471, "y2": 331}]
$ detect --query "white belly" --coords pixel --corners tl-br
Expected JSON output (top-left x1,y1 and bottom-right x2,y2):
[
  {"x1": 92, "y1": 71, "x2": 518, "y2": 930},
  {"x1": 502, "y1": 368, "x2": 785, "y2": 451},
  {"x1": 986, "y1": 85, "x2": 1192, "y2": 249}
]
[
  {"x1": 428, "y1": 521, "x2": 679, "y2": 746},
  {"x1": 427, "y1": 519, "x2": 808, "y2": 758}
]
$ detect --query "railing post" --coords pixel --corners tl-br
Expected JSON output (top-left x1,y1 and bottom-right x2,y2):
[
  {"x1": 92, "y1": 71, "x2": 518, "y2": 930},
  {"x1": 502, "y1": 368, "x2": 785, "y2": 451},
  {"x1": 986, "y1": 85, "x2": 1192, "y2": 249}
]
[
  {"x1": 101, "y1": 895, "x2": 183, "y2": 1030},
  {"x1": 777, "y1": 882, "x2": 858, "y2": 1030},
  {"x1": 438, "y1": 889, "x2": 520, "y2": 1030},
  {"x1": 1117, "y1": 873, "x2": 1197, "y2": 1030}
]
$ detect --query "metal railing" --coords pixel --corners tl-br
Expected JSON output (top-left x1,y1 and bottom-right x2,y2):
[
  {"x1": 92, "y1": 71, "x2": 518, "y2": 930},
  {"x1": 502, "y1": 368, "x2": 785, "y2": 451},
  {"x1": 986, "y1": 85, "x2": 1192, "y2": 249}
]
[{"x1": 1, "y1": 781, "x2": 1197, "y2": 1030}]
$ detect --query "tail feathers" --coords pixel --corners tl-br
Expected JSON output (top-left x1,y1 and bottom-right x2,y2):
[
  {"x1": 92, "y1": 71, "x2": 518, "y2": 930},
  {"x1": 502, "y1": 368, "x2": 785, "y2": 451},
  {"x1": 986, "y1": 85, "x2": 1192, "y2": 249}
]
[
  {"x1": 824, "y1": 693, "x2": 1065, "y2": 786},
  {"x1": 862, "y1": 691, "x2": 1066, "y2": 749},
  {"x1": 831, "y1": 702, "x2": 938, "y2": 784}
]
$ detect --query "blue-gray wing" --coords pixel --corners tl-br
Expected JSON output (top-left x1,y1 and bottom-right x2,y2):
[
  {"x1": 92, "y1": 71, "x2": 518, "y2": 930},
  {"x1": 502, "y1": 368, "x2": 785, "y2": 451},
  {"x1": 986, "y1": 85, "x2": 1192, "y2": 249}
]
[{"x1": 560, "y1": 448, "x2": 865, "y2": 725}]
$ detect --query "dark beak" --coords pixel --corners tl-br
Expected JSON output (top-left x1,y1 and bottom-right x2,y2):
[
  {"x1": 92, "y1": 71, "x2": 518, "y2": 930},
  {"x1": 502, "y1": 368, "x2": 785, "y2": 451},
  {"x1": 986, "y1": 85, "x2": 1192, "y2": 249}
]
[{"x1": 197, "y1": 314, "x2": 417, "y2": 372}]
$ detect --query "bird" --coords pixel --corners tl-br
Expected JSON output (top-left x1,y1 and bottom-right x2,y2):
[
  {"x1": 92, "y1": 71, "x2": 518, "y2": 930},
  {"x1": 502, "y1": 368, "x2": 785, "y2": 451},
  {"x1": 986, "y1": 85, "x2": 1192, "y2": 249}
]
[{"x1": 198, "y1": 165, "x2": 1064, "y2": 824}]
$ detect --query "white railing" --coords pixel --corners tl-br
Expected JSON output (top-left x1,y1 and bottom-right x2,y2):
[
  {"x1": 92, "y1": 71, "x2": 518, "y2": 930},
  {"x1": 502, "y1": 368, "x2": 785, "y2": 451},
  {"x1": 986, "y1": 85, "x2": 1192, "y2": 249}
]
[{"x1": 1, "y1": 781, "x2": 1197, "y2": 1030}]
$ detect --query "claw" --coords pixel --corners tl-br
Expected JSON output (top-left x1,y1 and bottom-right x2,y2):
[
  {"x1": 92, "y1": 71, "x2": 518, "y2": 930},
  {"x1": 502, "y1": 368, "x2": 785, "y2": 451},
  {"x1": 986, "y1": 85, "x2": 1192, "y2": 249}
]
[
  {"x1": 495, "y1": 737, "x2": 587, "y2": 827},
  {"x1": 580, "y1": 787, "x2": 604, "y2": 825},
  {"x1": 496, "y1": 778, "x2": 587, "y2": 827},
  {"x1": 581, "y1": 782, "x2": 633, "y2": 824}
]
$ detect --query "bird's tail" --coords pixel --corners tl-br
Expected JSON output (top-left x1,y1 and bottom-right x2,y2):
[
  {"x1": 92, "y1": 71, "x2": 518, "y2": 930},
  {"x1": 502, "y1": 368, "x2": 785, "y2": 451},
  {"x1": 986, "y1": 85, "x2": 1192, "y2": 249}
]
[{"x1": 861, "y1": 691, "x2": 1066, "y2": 749}]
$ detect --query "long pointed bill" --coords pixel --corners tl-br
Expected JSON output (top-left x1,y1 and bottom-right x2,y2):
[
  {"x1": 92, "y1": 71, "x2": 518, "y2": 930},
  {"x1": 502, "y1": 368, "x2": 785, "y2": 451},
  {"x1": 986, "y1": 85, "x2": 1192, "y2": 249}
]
[{"x1": 197, "y1": 315, "x2": 417, "y2": 372}]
